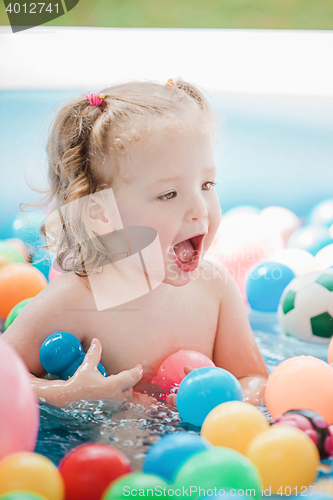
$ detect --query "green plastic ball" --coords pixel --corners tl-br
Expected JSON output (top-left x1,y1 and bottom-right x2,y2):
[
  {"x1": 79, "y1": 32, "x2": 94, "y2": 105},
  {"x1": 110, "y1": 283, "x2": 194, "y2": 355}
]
[
  {"x1": 174, "y1": 447, "x2": 262, "y2": 500},
  {"x1": 0, "y1": 241, "x2": 25, "y2": 269},
  {"x1": 103, "y1": 471, "x2": 169, "y2": 499},
  {"x1": 4, "y1": 297, "x2": 32, "y2": 330},
  {"x1": 0, "y1": 493, "x2": 47, "y2": 500}
]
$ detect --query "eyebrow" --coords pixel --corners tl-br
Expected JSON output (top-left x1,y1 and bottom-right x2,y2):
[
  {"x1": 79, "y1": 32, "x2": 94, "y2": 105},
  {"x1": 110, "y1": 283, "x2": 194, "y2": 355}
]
[{"x1": 146, "y1": 166, "x2": 217, "y2": 189}]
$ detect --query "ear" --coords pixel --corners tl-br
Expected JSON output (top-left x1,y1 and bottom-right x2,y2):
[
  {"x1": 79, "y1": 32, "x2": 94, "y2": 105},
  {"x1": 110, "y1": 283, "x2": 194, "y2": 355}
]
[{"x1": 89, "y1": 196, "x2": 114, "y2": 236}]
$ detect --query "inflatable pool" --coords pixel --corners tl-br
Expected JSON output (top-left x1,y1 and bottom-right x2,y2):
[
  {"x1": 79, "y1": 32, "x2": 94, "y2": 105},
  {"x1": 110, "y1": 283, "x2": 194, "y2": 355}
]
[{"x1": 1, "y1": 28, "x2": 333, "y2": 490}]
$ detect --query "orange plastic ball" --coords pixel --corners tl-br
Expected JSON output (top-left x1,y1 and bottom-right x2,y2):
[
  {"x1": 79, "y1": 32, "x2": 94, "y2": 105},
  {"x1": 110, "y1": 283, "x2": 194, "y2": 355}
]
[
  {"x1": 265, "y1": 355, "x2": 333, "y2": 424},
  {"x1": 0, "y1": 263, "x2": 47, "y2": 318}
]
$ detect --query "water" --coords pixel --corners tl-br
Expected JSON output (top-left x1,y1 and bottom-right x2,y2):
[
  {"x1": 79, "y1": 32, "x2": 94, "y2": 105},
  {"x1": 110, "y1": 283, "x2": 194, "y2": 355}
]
[
  {"x1": 35, "y1": 396, "x2": 187, "y2": 470},
  {"x1": 33, "y1": 310, "x2": 329, "y2": 474}
]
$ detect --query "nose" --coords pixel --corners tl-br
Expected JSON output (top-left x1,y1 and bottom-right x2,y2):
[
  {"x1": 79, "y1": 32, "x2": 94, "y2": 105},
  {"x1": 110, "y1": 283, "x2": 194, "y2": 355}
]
[{"x1": 185, "y1": 191, "x2": 208, "y2": 222}]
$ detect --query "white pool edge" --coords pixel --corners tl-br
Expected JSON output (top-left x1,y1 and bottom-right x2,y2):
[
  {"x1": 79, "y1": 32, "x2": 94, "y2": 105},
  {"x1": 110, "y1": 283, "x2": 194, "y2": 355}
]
[{"x1": 0, "y1": 27, "x2": 333, "y2": 97}]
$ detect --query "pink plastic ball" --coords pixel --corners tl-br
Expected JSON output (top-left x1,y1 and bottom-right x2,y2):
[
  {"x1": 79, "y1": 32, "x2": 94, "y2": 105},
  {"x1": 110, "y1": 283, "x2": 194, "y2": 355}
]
[
  {"x1": 153, "y1": 350, "x2": 215, "y2": 392},
  {"x1": 0, "y1": 337, "x2": 39, "y2": 460},
  {"x1": 48, "y1": 253, "x2": 73, "y2": 282},
  {"x1": 48, "y1": 264, "x2": 62, "y2": 282},
  {"x1": 206, "y1": 213, "x2": 283, "y2": 302}
]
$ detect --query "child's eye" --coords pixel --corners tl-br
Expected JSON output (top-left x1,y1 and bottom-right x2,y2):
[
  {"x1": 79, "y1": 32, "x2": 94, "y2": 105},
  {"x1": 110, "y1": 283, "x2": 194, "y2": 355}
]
[
  {"x1": 157, "y1": 182, "x2": 217, "y2": 201},
  {"x1": 158, "y1": 191, "x2": 177, "y2": 201},
  {"x1": 202, "y1": 181, "x2": 217, "y2": 191}
]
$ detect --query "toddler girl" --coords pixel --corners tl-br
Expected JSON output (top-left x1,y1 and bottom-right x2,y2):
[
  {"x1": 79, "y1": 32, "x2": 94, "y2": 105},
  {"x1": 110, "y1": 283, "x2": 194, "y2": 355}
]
[{"x1": 2, "y1": 79, "x2": 268, "y2": 408}]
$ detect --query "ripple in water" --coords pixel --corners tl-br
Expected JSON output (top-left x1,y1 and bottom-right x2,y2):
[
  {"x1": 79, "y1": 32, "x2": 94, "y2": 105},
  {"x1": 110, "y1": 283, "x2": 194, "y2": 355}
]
[{"x1": 35, "y1": 396, "x2": 198, "y2": 470}]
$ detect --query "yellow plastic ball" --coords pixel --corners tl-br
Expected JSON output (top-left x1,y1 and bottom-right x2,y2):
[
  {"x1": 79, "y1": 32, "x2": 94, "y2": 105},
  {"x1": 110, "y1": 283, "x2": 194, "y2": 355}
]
[
  {"x1": 201, "y1": 401, "x2": 270, "y2": 454},
  {"x1": 247, "y1": 425, "x2": 319, "y2": 494},
  {"x1": 0, "y1": 452, "x2": 64, "y2": 500}
]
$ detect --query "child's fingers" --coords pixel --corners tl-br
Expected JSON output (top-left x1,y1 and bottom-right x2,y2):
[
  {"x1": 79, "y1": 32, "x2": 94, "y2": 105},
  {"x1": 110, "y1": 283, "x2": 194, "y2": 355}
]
[
  {"x1": 114, "y1": 364, "x2": 143, "y2": 391},
  {"x1": 83, "y1": 338, "x2": 102, "y2": 370},
  {"x1": 166, "y1": 393, "x2": 177, "y2": 406},
  {"x1": 122, "y1": 388, "x2": 133, "y2": 401},
  {"x1": 184, "y1": 365, "x2": 194, "y2": 375},
  {"x1": 164, "y1": 367, "x2": 194, "y2": 407}
]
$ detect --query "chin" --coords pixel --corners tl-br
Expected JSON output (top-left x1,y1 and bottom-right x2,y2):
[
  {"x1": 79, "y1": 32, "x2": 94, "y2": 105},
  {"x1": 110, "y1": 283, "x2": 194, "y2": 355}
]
[
  {"x1": 163, "y1": 277, "x2": 191, "y2": 287},
  {"x1": 162, "y1": 265, "x2": 199, "y2": 287}
]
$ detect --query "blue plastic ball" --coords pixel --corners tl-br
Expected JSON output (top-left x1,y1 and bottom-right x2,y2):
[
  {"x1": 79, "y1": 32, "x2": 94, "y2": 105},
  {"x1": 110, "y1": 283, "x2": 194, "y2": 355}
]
[
  {"x1": 31, "y1": 254, "x2": 52, "y2": 280},
  {"x1": 5, "y1": 211, "x2": 52, "y2": 279},
  {"x1": 286, "y1": 224, "x2": 333, "y2": 256},
  {"x1": 39, "y1": 331, "x2": 107, "y2": 380},
  {"x1": 176, "y1": 367, "x2": 243, "y2": 428},
  {"x1": 0, "y1": 213, "x2": 16, "y2": 240},
  {"x1": 9, "y1": 211, "x2": 45, "y2": 249},
  {"x1": 308, "y1": 198, "x2": 333, "y2": 228},
  {"x1": 143, "y1": 432, "x2": 211, "y2": 483},
  {"x1": 245, "y1": 261, "x2": 296, "y2": 312}
]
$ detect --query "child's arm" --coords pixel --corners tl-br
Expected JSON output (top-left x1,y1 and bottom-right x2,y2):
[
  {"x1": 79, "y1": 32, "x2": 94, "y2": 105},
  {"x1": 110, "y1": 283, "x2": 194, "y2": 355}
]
[
  {"x1": 1, "y1": 276, "x2": 143, "y2": 407},
  {"x1": 211, "y1": 264, "x2": 269, "y2": 405},
  {"x1": 29, "y1": 338, "x2": 143, "y2": 407},
  {"x1": 166, "y1": 263, "x2": 269, "y2": 408}
]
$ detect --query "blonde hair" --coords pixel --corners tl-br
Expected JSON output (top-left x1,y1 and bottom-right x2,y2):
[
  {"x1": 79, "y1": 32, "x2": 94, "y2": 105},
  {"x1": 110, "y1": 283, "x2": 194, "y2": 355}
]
[{"x1": 32, "y1": 79, "x2": 220, "y2": 277}]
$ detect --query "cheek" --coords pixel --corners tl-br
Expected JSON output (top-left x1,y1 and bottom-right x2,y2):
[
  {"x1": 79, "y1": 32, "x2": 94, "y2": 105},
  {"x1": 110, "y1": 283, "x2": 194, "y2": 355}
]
[
  {"x1": 116, "y1": 205, "x2": 133, "y2": 227},
  {"x1": 153, "y1": 219, "x2": 174, "y2": 250},
  {"x1": 209, "y1": 196, "x2": 222, "y2": 230},
  {"x1": 113, "y1": 192, "x2": 145, "y2": 226}
]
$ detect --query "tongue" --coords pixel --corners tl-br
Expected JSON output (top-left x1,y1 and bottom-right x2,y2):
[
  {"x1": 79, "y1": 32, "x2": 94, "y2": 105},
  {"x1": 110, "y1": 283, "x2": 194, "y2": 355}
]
[{"x1": 173, "y1": 239, "x2": 195, "y2": 263}]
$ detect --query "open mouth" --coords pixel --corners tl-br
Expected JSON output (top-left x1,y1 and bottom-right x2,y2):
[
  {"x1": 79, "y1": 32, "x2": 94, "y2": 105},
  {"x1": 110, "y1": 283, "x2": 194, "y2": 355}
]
[{"x1": 172, "y1": 234, "x2": 206, "y2": 272}]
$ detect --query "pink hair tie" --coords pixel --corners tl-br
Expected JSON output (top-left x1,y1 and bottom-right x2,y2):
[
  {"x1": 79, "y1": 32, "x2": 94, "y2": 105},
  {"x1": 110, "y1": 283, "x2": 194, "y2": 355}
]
[
  {"x1": 166, "y1": 79, "x2": 177, "y2": 88},
  {"x1": 86, "y1": 93, "x2": 105, "y2": 107}
]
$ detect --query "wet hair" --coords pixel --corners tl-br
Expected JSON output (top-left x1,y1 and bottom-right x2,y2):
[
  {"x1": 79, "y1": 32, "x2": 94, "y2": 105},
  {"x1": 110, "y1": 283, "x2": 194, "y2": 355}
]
[{"x1": 27, "y1": 79, "x2": 220, "y2": 278}]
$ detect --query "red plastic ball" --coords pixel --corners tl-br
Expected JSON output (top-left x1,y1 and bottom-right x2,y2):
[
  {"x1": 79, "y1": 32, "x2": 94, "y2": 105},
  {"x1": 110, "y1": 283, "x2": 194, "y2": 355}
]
[{"x1": 58, "y1": 443, "x2": 132, "y2": 500}]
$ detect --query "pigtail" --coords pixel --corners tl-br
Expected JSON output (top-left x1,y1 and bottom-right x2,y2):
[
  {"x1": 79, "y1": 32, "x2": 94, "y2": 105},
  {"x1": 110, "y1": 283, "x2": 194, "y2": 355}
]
[
  {"x1": 41, "y1": 96, "x2": 110, "y2": 277},
  {"x1": 172, "y1": 78, "x2": 220, "y2": 137},
  {"x1": 47, "y1": 99, "x2": 101, "y2": 205},
  {"x1": 175, "y1": 80, "x2": 204, "y2": 108}
]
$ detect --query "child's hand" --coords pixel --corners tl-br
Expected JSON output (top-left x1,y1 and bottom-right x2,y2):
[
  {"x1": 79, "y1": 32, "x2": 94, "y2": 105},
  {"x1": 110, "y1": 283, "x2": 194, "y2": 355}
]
[
  {"x1": 165, "y1": 370, "x2": 267, "y2": 408},
  {"x1": 166, "y1": 365, "x2": 194, "y2": 407},
  {"x1": 238, "y1": 375, "x2": 267, "y2": 406},
  {"x1": 60, "y1": 338, "x2": 143, "y2": 405},
  {"x1": 130, "y1": 392, "x2": 161, "y2": 406}
]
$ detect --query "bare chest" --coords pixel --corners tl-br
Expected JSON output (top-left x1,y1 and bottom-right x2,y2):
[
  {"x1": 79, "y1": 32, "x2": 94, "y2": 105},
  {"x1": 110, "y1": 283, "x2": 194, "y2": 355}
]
[{"x1": 80, "y1": 269, "x2": 220, "y2": 375}]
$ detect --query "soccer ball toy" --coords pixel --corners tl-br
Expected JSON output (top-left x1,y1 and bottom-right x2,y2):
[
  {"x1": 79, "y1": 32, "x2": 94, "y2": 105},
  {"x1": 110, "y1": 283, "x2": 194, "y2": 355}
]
[{"x1": 278, "y1": 268, "x2": 333, "y2": 343}]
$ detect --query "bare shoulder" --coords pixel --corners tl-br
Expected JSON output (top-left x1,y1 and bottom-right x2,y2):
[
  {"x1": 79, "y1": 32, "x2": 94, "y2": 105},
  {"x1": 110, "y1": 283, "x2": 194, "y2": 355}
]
[
  {"x1": 25, "y1": 271, "x2": 92, "y2": 315},
  {"x1": 48, "y1": 271, "x2": 93, "y2": 307},
  {"x1": 199, "y1": 259, "x2": 243, "y2": 306},
  {"x1": 200, "y1": 259, "x2": 229, "y2": 280},
  {"x1": 2, "y1": 271, "x2": 93, "y2": 377},
  {"x1": 199, "y1": 259, "x2": 232, "y2": 289},
  {"x1": 192, "y1": 259, "x2": 228, "y2": 313}
]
